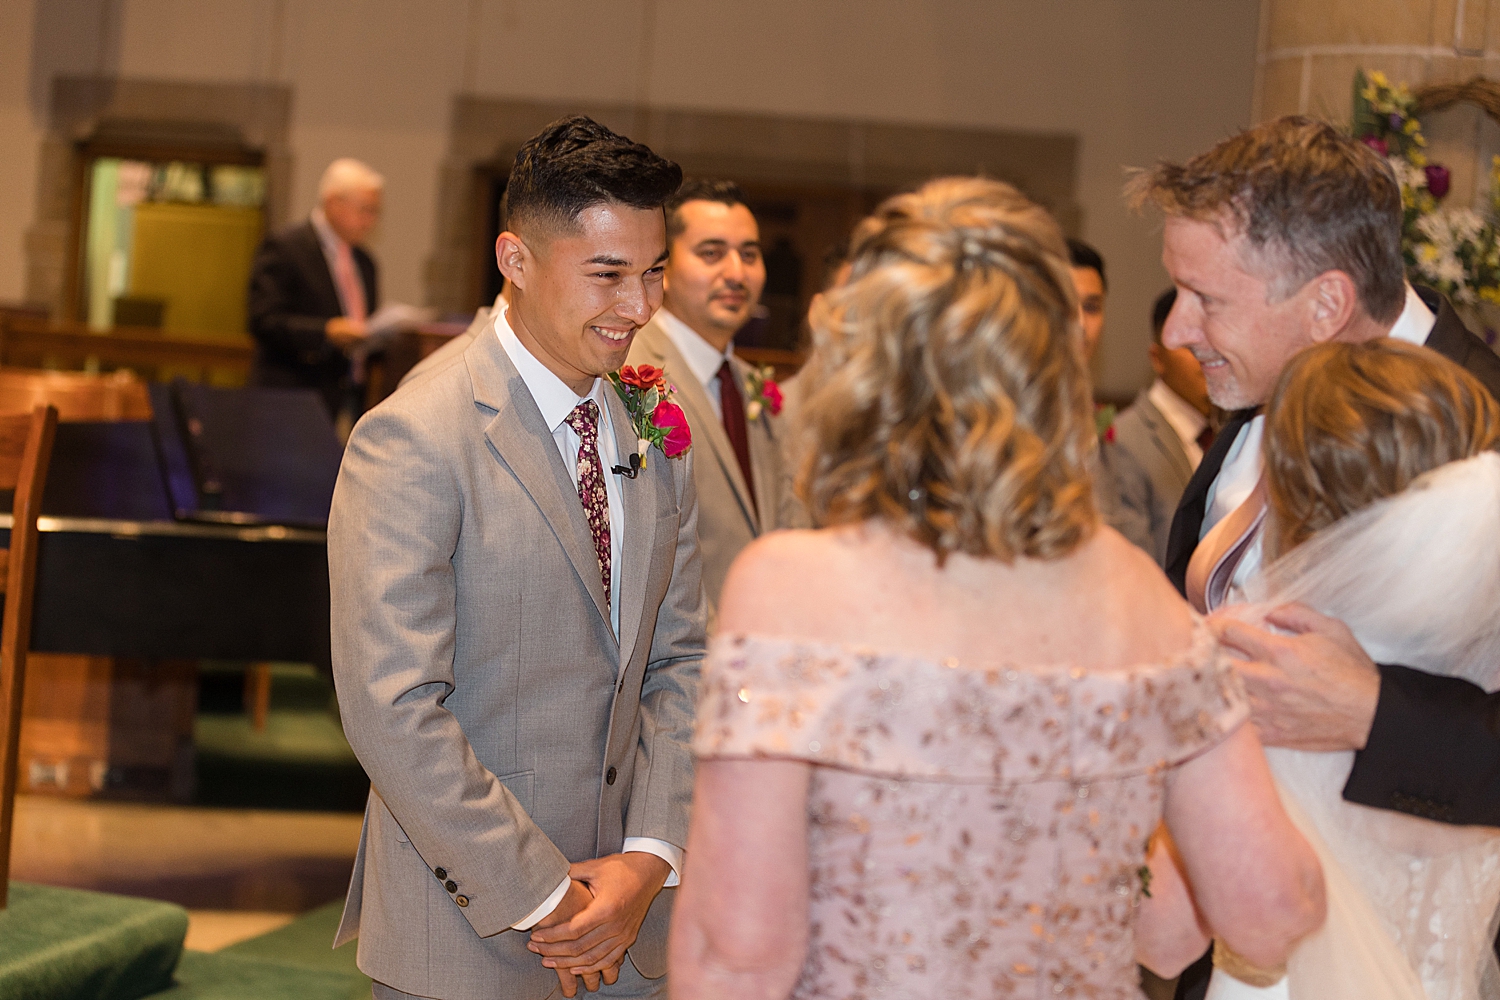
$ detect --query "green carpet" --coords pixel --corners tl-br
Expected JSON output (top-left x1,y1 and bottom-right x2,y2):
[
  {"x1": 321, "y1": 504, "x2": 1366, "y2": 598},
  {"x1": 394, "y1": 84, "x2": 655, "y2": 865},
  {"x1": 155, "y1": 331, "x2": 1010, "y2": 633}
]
[
  {"x1": 0, "y1": 882, "x2": 188, "y2": 1000},
  {"x1": 149, "y1": 952, "x2": 367, "y2": 1000},
  {"x1": 193, "y1": 664, "x2": 368, "y2": 812},
  {"x1": 220, "y1": 901, "x2": 361, "y2": 978}
]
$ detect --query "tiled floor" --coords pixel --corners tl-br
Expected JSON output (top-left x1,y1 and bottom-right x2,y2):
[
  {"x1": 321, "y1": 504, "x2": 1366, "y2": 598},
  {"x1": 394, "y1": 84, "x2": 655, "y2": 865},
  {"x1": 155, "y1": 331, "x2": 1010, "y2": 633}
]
[{"x1": 10, "y1": 794, "x2": 361, "y2": 950}]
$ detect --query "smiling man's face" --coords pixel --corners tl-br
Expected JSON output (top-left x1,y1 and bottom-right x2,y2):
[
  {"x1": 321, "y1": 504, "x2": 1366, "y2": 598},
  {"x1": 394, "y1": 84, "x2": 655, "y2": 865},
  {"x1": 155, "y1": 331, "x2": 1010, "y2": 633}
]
[
  {"x1": 1160, "y1": 215, "x2": 1317, "y2": 410},
  {"x1": 663, "y1": 199, "x2": 765, "y2": 351},
  {"x1": 499, "y1": 201, "x2": 668, "y2": 395}
]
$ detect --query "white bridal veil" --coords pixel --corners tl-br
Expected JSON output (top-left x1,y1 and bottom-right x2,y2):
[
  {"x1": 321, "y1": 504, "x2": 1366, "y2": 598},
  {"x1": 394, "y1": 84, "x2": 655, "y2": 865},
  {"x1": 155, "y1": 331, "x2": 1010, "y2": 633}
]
[{"x1": 1228, "y1": 452, "x2": 1500, "y2": 1000}]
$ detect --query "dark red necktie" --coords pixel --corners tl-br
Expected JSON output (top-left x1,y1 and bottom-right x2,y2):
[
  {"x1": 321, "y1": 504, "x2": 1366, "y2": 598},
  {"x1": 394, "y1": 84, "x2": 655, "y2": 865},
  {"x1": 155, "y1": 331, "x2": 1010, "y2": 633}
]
[{"x1": 715, "y1": 361, "x2": 758, "y2": 519}]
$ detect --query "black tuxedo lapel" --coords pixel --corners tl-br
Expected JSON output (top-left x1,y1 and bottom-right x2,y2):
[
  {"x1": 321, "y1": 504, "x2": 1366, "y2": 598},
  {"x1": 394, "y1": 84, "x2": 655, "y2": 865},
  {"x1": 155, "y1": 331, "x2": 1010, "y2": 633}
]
[
  {"x1": 1163, "y1": 407, "x2": 1257, "y2": 596},
  {"x1": 1415, "y1": 285, "x2": 1500, "y2": 399}
]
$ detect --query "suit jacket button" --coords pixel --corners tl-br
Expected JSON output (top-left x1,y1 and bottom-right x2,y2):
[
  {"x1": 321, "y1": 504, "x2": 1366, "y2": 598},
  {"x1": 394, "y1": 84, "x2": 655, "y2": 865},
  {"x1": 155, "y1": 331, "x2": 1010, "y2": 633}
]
[
  {"x1": 455, "y1": 895, "x2": 469, "y2": 907},
  {"x1": 606, "y1": 766, "x2": 617, "y2": 785},
  {"x1": 434, "y1": 868, "x2": 447, "y2": 880},
  {"x1": 445, "y1": 880, "x2": 458, "y2": 893}
]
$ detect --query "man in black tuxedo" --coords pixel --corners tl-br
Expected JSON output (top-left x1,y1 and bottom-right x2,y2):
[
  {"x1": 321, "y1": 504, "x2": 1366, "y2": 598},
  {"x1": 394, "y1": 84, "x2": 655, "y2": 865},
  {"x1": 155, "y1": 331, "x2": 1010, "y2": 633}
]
[
  {"x1": 1132, "y1": 116, "x2": 1500, "y2": 999},
  {"x1": 248, "y1": 158, "x2": 383, "y2": 417}
]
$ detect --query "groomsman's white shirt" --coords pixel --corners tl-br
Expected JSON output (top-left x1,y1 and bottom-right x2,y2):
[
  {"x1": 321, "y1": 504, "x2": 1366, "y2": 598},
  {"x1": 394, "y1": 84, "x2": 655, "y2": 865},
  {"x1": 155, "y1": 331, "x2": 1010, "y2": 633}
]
[
  {"x1": 653, "y1": 307, "x2": 736, "y2": 419},
  {"x1": 493, "y1": 306, "x2": 684, "y2": 930},
  {"x1": 1203, "y1": 284, "x2": 1437, "y2": 591}
]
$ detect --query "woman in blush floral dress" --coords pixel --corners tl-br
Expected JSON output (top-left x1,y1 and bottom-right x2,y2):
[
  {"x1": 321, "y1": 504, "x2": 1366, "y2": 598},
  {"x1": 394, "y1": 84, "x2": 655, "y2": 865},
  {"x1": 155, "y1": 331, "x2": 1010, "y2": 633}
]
[{"x1": 667, "y1": 176, "x2": 1325, "y2": 999}]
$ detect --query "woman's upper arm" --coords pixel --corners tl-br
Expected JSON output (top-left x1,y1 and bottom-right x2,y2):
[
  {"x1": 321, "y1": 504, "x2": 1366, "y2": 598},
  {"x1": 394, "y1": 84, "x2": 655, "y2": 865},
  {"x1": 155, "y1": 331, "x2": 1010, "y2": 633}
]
[
  {"x1": 677, "y1": 758, "x2": 811, "y2": 971},
  {"x1": 1162, "y1": 723, "x2": 1325, "y2": 966}
]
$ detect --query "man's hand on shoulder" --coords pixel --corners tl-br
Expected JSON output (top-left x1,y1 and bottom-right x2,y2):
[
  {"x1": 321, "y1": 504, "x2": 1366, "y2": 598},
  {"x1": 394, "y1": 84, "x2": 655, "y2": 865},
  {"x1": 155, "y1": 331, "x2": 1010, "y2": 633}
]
[
  {"x1": 1209, "y1": 602, "x2": 1380, "y2": 751},
  {"x1": 528, "y1": 852, "x2": 671, "y2": 988}
]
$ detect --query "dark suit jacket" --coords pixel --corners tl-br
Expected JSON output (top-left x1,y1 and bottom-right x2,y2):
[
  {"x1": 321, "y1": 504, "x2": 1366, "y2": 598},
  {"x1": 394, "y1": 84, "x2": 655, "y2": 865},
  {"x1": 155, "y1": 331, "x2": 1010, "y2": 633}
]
[
  {"x1": 247, "y1": 220, "x2": 378, "y2": 416},
  {"x1": 1170, "y1": 287, "x2": 1500, "y2": 1000}
]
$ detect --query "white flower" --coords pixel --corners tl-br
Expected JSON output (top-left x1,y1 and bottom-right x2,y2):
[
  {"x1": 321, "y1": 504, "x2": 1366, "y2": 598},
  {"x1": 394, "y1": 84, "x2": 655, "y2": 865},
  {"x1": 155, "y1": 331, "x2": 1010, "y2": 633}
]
[{"x1": 746, "y1": 400, "x2": 762, "y2": 422}]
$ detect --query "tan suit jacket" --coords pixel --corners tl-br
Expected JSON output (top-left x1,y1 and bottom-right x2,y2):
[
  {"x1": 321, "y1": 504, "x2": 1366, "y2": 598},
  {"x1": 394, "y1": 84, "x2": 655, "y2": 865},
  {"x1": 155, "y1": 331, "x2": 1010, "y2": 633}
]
[
  {"x1": 627, "y1": 317, "x2": 788, "y2": 606},
  {"x1": 329, "y1": 327, "x2": 705, "y2": 999}
]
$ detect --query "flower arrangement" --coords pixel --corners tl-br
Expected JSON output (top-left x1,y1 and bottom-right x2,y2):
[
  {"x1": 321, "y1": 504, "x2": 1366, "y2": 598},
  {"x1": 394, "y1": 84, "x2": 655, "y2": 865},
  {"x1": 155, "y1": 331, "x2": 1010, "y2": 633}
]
[
  {"x1": 743, "y1": 364, "x2": 784, "y2": 422},
  {"x1": 1354, "y1": 70, "x2": 1500, "y2": 314},
  {"x1": 607, "y1": 364, "x2": 692, "y2": 469}
]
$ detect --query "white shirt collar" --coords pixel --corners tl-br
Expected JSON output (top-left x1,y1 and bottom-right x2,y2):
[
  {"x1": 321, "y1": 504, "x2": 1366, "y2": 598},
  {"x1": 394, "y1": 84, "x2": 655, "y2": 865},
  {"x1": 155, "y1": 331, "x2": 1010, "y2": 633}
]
[
  {"x1": 654, "y1": 307, "x2": 734, "y2": 390},
  {"x1": 1146, "y1": 379, "x2": 1207, "y2": 456},
  {"x1": 493, "y1": 305, "x2": 608, "y2": 431},
  {"x1": 1387, "y1": 284, "x2": 1436, "y2": 345}
]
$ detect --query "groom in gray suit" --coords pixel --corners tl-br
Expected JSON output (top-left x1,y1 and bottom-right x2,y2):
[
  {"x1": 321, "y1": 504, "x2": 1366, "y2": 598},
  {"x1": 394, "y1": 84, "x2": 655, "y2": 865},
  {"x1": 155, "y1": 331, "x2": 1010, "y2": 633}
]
[
  {"x1": 626, "y1": 180, "x2": 787, "y2": 606},
  {"x1": 329, "y1": 116, "x2": 703, "y2": 999}
]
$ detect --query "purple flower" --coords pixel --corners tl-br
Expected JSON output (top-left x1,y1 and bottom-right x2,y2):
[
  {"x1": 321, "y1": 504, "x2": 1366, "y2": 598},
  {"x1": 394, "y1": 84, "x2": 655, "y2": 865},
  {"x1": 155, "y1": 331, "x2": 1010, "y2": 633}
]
[
  {"x1": 1424, "y1": 164, "x2": 1451, "y2": 199},
  {"x1": 1362, "y1": 136, "x2": 1389, "y2": 157},
  {"x1": 1389, "y1": 112, "x2": 1404, "y2": 130}
]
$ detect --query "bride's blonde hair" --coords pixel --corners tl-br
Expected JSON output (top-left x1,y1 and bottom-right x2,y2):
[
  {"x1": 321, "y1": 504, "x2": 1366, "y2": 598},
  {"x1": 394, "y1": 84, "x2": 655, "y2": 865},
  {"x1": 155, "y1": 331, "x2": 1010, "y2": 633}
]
[
  {"x1": 1265, "y1": 338, "x2": 1500, "y2": 556},
  {"x1": 797, "y1": 176, "x2": 1097, "y2": 563}
]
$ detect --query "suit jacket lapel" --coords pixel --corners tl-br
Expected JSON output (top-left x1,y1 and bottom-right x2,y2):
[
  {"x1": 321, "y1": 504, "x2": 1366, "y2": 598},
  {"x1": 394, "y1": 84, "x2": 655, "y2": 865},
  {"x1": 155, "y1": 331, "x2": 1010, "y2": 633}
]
[
  {"x1": 1164, "y1": 407, "x2": 1256, "y2": 595},
  {"x1": 640, "y1": 321, "x2": 759, "y2": 529},
  {"x1": 1135, "y1": 396, "x2": 1195, "y2": 486},
  {"x1": 293, "y1": 222, "x2": 344, "y2": 316},
  {"x1": 606, "y1": 384, "x2": 655, "y2": 669},
  {"x1": 466, "y1": 332, "x2": 613, "y2": 632}
]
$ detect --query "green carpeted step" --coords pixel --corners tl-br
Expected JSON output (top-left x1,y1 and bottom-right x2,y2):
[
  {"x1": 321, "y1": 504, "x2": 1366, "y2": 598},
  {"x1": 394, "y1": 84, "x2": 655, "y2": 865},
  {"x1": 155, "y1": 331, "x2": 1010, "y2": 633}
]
[
  {"x1": 149, "y1": 951, "x2": 367, "y2": 1000},
  {"x1": 0, "y1": 882, "x2": 188, "y2": 1000},
  {"x1": 220, "y1": 901, "x2": 363, "y2": 980}
]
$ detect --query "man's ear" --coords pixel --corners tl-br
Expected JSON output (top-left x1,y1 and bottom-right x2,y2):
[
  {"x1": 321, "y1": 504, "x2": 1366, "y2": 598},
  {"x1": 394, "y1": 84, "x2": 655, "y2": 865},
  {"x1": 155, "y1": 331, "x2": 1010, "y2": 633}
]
[
  {"x1": 1305, "y1": 270, "x2": 1359, "y2": 344},
  {"x1": 496, "y1": 231, "x2": 530, "y2": 291}
]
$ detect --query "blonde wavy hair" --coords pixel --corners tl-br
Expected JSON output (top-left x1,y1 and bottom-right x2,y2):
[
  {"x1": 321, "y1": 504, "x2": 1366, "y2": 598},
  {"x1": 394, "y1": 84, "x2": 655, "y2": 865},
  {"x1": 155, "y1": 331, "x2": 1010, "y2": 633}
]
[
  {"x1": 1265, "y1": 339, "x2": 1500, "y2": 557},
  {"x1": 798, "y1": 176, "x2": 1098, "y2": 563}
]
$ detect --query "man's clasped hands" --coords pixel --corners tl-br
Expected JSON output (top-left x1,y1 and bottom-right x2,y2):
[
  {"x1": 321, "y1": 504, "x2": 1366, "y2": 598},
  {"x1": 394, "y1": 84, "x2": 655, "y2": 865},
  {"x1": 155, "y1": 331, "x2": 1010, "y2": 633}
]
[{"x1": 527, "y1": 852, "x2": 670, "y2": 997}]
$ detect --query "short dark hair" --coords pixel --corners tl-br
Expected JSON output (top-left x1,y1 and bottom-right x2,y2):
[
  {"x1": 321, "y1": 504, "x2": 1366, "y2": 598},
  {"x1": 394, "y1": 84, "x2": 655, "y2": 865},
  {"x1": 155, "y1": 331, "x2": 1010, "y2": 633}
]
[
  {"x1": 505, "y1": 115, "x2": 682, "y2": 237},
  {"x1": 1066, "y1": 237, "x2": 1106, "y2": 290},
  {"x1": 1151, "y1": 288, "x2": 1177, "y2": 342},
  {"x1": 664, "y1": 178, "x2": 748, "y2": 244},
  {"x1": 1128, "y1": 116, "x2": 1405, "y2": 324}
]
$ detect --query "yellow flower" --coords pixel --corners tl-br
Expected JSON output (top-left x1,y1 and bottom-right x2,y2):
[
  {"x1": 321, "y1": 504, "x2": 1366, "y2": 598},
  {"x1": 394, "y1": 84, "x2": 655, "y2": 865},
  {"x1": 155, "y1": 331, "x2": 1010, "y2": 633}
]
[
  {"x1": 1413, "y1": 133, "x2": 1428, "y2": 147},
  {"x1": 1409, "y1": 150, "x2": 1428, "y2": 167},
  {"x1": 1369, "y1": 70, "x2": 1390, "y2": 87},
  {"x1": 1418, "y1": 244, "x2": 1440, "y2": 263},
  {"x1": 1404, "y1": 118, "x2": 1421, "y2": 135}
]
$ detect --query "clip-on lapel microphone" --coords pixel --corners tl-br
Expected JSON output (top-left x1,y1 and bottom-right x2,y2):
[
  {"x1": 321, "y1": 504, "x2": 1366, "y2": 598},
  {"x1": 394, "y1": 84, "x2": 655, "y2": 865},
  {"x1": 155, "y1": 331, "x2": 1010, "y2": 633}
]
[{"x1": 612, "y1": 452, "x2": 642, "y2": 479}]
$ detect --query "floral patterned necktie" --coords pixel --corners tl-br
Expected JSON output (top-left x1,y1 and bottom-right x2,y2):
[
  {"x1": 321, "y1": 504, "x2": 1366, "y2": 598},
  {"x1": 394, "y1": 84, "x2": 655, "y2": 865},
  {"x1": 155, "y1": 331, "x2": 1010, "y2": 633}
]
[{"x1": 565, "y1": 400, "x2": 610, "y2": 609}]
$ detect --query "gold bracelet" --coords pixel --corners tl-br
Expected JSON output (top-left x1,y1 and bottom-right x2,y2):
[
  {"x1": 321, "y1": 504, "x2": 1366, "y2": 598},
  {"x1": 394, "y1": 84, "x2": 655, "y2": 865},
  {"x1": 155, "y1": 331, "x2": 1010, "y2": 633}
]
[{"x1": 1212, "y1": 939, "x2": 1286, "y2": 987}]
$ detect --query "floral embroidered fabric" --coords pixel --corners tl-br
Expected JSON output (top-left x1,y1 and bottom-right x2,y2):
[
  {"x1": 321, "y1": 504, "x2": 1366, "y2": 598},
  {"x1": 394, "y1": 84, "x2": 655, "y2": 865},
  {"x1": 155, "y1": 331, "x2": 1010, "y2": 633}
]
[{"x1": 694, "y1": 622, "x2": 1248, "y2": 998}]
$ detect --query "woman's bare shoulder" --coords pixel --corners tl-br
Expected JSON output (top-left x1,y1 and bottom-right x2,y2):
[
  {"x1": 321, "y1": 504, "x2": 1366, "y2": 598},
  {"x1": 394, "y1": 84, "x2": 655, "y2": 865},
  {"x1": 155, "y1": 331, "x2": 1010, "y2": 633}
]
[
  {"x1": 1087, "y1": 527, "x2": 1199, "y2": 651},
  {"x1": 718, "y1": 528, "x2": 868, "y2": 635}
]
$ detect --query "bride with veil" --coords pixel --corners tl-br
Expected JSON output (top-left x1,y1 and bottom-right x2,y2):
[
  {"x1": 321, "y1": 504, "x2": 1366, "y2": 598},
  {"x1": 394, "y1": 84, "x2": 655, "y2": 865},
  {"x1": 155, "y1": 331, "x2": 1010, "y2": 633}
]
[{"x1": 1206, "y1": 338, "x2": 1500, "y2": 1000}]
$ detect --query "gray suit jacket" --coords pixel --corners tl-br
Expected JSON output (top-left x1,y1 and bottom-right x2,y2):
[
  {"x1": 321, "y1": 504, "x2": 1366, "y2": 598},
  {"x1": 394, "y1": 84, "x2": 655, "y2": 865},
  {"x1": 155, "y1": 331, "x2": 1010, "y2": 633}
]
[
  {"x1": 329, "y1": 327, "x2": 706, "y2": 999},
  {"x1": 626, "y1": 318, "x2": 788, "y2": 606},
  {"x1": 1101, "y1": 391, "x2": 1196, "y2": 566}
]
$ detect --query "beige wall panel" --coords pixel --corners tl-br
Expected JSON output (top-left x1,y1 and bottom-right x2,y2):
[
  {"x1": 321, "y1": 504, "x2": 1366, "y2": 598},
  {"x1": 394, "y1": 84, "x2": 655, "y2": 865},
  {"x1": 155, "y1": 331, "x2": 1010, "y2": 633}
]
[
  {"x1": 116, "y1": 0, "x2": 276, "y2": 83},
  {"x1": 1455, "y1": 0, "x2": 1490, "y2": 51},
  {"x1": 1300, "y1": 54, "x2": 1432, "y2": 124},
  {"x1": 0, "y1": 0, "x2": 41, "y2": 303},
  {"x1": 1257, "y1": 57, "x2": 1307, "y2": 120},
  {"x1": 1265, "y1": 0, "x2": 1436, "y2": 51}
]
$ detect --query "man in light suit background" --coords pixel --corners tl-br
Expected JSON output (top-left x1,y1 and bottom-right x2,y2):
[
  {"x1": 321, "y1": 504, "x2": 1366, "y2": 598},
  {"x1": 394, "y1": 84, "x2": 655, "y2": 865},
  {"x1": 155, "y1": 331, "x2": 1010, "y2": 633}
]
[
  {"x1": 1101, "y1": 288, "x2": 1213, "y2": 565},
  {"x1": 625, "y1": 180, "x2": 787, "y2": 607},
  {"x1": 329, "y1": 116, "x2": 703, "y2": 1000}
]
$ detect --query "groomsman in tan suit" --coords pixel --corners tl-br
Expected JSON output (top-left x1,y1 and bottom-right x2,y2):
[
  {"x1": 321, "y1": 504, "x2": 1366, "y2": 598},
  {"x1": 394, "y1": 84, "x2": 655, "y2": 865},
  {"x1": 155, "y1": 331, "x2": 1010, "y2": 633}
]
[
  {"x1": 330, "y1": 116, "x2": 702, "y2": 1000},
  {"x1": 626, "y1": 180, "x2": 786, "y2": 606}
]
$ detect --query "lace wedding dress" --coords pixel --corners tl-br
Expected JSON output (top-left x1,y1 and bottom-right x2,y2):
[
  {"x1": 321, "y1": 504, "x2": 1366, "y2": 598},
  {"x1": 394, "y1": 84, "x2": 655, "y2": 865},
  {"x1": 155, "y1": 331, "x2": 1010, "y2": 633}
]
[{"x1": 1209, "y1": 453, "x2": 1500, "y2": 1000}]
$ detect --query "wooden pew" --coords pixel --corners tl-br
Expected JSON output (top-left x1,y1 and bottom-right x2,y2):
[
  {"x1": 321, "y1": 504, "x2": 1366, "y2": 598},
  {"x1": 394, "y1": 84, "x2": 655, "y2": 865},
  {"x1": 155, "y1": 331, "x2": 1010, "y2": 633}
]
[{"x1": 0, "y1": 316, "x2": 253, "y2": 385}]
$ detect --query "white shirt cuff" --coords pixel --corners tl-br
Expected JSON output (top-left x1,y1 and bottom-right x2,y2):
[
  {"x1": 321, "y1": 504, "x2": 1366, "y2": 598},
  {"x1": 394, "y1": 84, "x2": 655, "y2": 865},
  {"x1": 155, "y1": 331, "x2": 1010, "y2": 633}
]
[
  {"x1": 511, "y1": 875, "x2": 571, "y2": 931},
  {"x1": 623, "y1": 837, "x2": 684, "y2": 887}
]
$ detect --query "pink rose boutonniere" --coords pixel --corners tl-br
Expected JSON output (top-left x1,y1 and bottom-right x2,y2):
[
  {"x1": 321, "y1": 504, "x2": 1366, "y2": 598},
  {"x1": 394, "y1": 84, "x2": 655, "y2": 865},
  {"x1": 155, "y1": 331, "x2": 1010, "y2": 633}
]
[
  {"x1": 744, "y1": 364, "x2": 784, "y2": 422},
  {"x1": 608, "y1": 364, "x2": 693, "y2": 469}
]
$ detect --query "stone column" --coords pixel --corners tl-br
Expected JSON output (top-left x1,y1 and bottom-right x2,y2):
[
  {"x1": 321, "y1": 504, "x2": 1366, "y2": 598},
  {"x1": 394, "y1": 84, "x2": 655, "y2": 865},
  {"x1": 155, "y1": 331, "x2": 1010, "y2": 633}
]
[{"x1": 1255, "y1": 0, "x2": 1500, "y2": 209}]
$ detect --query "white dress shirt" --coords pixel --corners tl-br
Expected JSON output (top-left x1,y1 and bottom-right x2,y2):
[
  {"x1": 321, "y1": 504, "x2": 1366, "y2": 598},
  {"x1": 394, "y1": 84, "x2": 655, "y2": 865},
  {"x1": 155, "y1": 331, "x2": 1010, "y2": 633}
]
[
  {"x1": 654, "y1": 307, "x2": 735, "y2": 420},
  {"x1": 1147, "y1": 378, "x2": 1209, "y2": 469},
  {"x1": 493, "y1": 307, "x2": 683, "y2": 929},
  {"x1": 1202, "y1": 285, "x2": 1437, "y2": 592}
]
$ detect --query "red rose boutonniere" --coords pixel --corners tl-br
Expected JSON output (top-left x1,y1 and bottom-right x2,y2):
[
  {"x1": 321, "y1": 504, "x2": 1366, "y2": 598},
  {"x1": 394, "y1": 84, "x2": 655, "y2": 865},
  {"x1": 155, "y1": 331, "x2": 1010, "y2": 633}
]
[
  {"x1": 744, "y1": 364, "x2": 783, "y2": 421},
  {"x1": 608, "y1": 364, "x2": 693, "y2": 469},
  {"x1": 1095, "y1": 402, "x2": 1118, "y2": 444}
]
